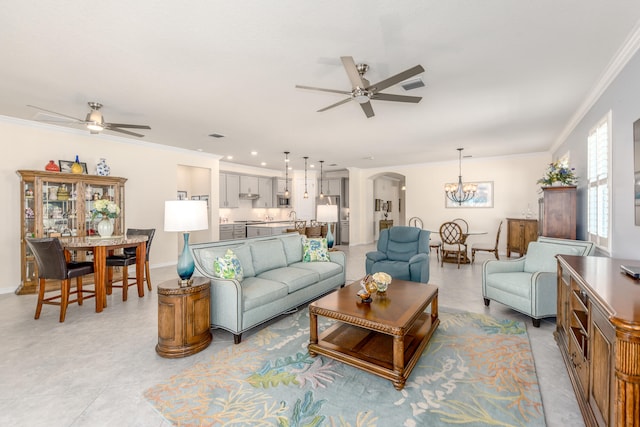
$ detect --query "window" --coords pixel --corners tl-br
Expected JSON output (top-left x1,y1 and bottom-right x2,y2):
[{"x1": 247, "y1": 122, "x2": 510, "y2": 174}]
[{"x1": 587, "y1": 112, "x2": 611, "y2": 250}]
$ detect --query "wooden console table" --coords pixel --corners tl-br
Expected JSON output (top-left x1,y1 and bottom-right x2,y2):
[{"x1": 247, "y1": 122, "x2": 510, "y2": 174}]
[
  {"x1": 156, "y1": 277, "x2": 212, "y2": 358},
  {"x1": 556, "y1": 255, "x2": 640, "y2": 427}
]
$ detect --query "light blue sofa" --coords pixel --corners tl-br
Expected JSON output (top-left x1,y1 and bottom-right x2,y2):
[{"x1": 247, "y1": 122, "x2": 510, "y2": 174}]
[
  {"x1": 191, "y1": 233, "x2": 346, "y2": 343},
  {"x1": 365, "y1": 226, "x2": 431, "y2": 283},
  {"x1": 482, "y1": 236, "x2": 595, "y2": 326}
]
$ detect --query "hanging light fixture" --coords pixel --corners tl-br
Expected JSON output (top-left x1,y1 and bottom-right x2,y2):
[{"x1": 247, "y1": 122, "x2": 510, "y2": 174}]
[
  {"x1": 283, "y1": 151, "x2": 290, "y2": 197},
  {"x1": 303, "y1": 156, "x2": 309, "y2": 199},
  {"x1": 319, "y1": 160, "x2": 325, "y2": 199},
  {"x1": 444, "y1": 148, "x2": 477, "y2": 205}
]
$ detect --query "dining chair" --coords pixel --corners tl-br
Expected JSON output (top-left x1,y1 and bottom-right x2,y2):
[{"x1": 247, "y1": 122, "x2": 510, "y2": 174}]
[
  {"x1": 452, "y1": 217, "x2": 470, "y2": 253},
  {"x1": 26, "y1": 237, "x2": 96, "y2": 322},
  {"x1": 439, "y1": 222, "x2": 466, "y2": 268},
  {"x1": 409, "y1": 216, "x2": 440, "y2": 261},
  {"x1": 106, "y1": 228, "x2": 155, "y2": 301},
  {"x1": 294, "y1": 220, "x2": 307, "y2": 232},
  {"x1": 471, "y1": 220, "x2": 503, "y2": 263}
]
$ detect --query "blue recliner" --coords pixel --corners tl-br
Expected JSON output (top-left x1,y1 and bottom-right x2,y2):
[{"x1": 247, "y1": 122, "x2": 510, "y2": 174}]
[{"x1": 365, "y1": 226, "x2": 431, "y2": 283}]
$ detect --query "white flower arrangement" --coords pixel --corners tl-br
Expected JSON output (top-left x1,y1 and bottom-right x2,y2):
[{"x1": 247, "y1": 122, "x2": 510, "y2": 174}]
[
  {"x1": 372, "y1": 272, "x2": 392, "y2": 286},
  {"x1": 91, "y1": 199, "x2": 120, "y2": 220}
]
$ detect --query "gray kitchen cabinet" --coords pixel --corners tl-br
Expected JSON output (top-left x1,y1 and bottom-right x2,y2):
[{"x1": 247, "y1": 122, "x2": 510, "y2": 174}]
[{"x1": 219, "y1": 173, "x2": 239, "y2": 208}]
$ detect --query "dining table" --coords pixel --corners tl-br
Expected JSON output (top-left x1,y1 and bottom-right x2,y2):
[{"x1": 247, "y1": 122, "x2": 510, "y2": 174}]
[
  {"x1": 60, "y1": 235, "x2": 148, "y2": 312},
  {"x1": 428, "y1": 228, "x2": 487, "y2": 264}
]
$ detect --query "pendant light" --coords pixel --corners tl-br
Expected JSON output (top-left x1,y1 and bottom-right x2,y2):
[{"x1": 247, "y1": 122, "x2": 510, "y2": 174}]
[
  {"x1": 319, "y1": 160, "x2": 325, "y2": 199},
  {"x1": 444, "y1": 148, "x2": 477, "y2": 205},
  {"x1": 303, "y1": 156, "x2": 309, "y2": 199},
  {"x1": 283, "y1": 151, "x2": 290, "y2": 197}
]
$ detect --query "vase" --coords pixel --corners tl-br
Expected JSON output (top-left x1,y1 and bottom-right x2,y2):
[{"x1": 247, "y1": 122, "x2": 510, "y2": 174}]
[
  {"x1": 326, "y1": 223, "x2": 335, "y2": 248},
  {"x1": 97, "y1": 218, "x2": 114, "y2": 238},
  {"x1": 375, "y1": 281, "x2": 389, "y2": 293},
  {"x1": 45, "y1": 160, "x2": 60, "y2": 172},
  {"x1": 96, "y1": 158, "x2": 111, "y2": 176},
  {"x1": 70, "y1": 155, "x2": 83, "y2": 174}
]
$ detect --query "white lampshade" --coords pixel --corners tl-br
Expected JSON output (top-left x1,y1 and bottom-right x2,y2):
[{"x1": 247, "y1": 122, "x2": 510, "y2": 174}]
[
  {"x1": 164, "y1": 200, "x2": 209, "y2": 232},
  {"x1": 316, "y1": 204, "x2": 338, "y2": 223}
]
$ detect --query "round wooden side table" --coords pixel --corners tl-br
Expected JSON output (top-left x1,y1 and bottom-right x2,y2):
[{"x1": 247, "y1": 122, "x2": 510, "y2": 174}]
[{"x1": 156, "y1": 277, "x2": 212, "y2": 358}]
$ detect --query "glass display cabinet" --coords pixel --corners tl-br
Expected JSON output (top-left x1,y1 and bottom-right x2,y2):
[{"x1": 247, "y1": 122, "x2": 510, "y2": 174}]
[{"x1": 16, "y1": 170, "x2": 127, "y2": 295}]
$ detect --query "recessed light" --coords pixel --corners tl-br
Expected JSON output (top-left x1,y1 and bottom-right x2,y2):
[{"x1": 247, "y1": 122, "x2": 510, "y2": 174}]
[
  {"x1": 251, "y1": 151, "x2": 258, "y2": 156},
  {"x1": 226, "y1": 155, "x2": 233, "y2": 160},
  {"x1": 310, "y1": 164, "x2": 315, "y2": 168},
  {"x1": 261, "y1": 162, "x2": 267, "y2": 166}
]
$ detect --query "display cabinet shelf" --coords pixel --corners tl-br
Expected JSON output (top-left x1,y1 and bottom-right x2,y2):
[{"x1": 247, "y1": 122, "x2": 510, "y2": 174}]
[{"x1": 16, "y1": 170, "x2": 127, "y2": 295}]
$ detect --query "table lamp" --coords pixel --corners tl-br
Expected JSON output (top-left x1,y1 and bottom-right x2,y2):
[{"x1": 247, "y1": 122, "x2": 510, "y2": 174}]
[
  {"x1": 164, "y1": 200, "x2": 208, "y2": 285},
  {"x1": 317, "y1": 204, "x2": 338, "y2": 248}
]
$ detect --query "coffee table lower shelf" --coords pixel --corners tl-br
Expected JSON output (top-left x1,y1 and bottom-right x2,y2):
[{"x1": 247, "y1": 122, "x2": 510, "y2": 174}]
[{"x1": 308, "y1": 311, "x2": 439, "y2": 390}]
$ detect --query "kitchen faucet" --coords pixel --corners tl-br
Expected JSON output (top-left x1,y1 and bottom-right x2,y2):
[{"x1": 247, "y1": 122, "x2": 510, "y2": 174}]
[{"x1": 289, "y1": 210, "x2": 297, "y2": 222}]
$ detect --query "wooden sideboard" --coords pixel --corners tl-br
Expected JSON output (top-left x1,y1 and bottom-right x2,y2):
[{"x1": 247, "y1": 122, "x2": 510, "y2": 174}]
[
  {"x1": 506, "y1": 218, "x2": 538, "y2": 257},
  {"x1": 556, "y1": 255, "x2": 640, "y2": 427}
]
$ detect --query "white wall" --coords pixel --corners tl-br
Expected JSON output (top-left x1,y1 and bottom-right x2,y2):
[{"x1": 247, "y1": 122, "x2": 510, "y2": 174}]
[
  {"x1": 348, "y1": 152, "x2": 551, "y2": 252},
  {"x1": 0, "y1": 117, "x2": 220, "y2": 294}
]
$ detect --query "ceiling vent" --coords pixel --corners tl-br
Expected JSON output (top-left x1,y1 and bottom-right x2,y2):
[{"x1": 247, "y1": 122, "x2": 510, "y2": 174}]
[
  {"x1": 208, "y1": 133, "x2": 225, "y2": 138},
  {"x1": 401, "y1": 78, "x2": 425, "y2": 91}
]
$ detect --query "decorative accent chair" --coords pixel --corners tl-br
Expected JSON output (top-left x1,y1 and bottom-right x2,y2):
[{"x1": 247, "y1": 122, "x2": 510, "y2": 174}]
[
  {"x1": 26, "y1": 237, "x2": 95, "y2": 322},
  {"x1": 439, "y1": 221, "x2": 466, "y2": 268},
  {"x1": 106, "y1": 228, "x2": 155, "y2": 301},
  {"x1": 365, "y1": 226, "x2": 431, "y2": 283},
  {"x1": 482, "y1": 236, "x2": 595, "y2": 327},
  {"x1": 471, "y1": 220, "x2": 503, "y2": 263}
]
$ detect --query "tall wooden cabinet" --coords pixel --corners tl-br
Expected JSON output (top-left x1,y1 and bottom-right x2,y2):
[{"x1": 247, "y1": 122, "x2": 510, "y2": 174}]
[
  {"x1": 556, "y1": 255, "x2": 640, "y2": 427},
  {"x1": 538, "y1": 186, "x2": 576, "y2": 239},
  {"x1": 16, "y1": 170, "x2": 127, "y2": 295},
  {"x1": 506, "y1": 218, "x2": 538, "y2": 257}
]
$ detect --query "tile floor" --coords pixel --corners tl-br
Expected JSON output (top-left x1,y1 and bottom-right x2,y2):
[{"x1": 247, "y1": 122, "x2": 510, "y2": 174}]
[{"x1": 0, "y1": 244, "x2": 584, "y2": 426}]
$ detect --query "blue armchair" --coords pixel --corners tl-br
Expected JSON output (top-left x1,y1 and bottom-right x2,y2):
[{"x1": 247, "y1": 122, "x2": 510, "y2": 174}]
[
  {"x1": 365, "y1": 226, "x2": 431, "y2": 283},
  {"x1": 482, "y1": 237, "x2": 595, "y2": 326}
]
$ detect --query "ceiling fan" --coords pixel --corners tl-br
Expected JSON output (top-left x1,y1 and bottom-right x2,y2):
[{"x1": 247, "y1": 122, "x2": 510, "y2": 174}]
[
  {"x1": 28, "y1": 102, "x2": 151, "y2": 137},
  {"x1": 296, "y1": 56, "x2": 425, "y2": 118}
]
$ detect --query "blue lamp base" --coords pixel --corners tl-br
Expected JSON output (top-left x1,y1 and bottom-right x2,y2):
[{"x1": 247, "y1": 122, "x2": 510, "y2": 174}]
[
  {"x1": 176, "y1": 232, "x2": 195, "y2": 286},
  {"x1": 326, "y1": 223, "x2": 335, "y2": 248}
]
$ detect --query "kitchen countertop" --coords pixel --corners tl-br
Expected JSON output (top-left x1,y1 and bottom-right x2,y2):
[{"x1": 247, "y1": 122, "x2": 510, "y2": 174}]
[{"x1": 246, "y1": 222, "x2": 294, "y2": 229}]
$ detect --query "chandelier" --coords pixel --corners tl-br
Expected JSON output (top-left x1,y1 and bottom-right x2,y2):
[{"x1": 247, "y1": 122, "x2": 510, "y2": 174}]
[{"x1": 444, "y1": 148, "x2": 477, "y2": 205}]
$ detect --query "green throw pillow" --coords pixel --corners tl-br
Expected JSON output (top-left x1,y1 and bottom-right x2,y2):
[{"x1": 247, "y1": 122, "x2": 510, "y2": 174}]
[
  {"x1": 303, "y1": 237, "x2": 329, "y2": 262},
  {"x1": 214, "y1": 249, "x2": 244, "y2": 280}
]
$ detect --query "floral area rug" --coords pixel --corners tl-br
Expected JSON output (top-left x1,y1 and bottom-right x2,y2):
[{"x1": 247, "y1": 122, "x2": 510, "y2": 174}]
[{"x1": 145, "y1": 309, "x2": 545, "y2": 426}]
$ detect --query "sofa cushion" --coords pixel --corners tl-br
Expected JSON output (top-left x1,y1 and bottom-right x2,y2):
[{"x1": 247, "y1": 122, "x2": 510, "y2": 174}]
[
  {"x1": 289, "y1": 261, "x2": 343, "y2": 281},
  {"x1": 257, "y1": 267, "x2": 320, "y2": 293},
  {"x1": 485, "y1": 272, "x2": 533, "y2": 298},
  {"x1": 281, "y1": 233, "x2": 304, "y2": 265},
  {"x1": 196, "y1": 244, "x2": 254, "y2": 278},
  {"x1": 523, "y1": 242, "x2": 585, "y2": 273},
  {"x1": 241, "y1": 277, "x2": 289, "y2": 311},
  {"x1": 214, "y1": 249, "x2": 244, "y2": 281},
  {"x1": 250, "y1": 239, "x2": 287, "y2": 275},
  {"x1": 303, "y1": 238, "x2": 330, "y2": 262}
]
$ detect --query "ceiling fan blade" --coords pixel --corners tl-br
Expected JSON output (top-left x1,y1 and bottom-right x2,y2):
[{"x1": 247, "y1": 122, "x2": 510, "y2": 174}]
[
  {"x1": 368, "y1": 65, "x2": 425, "y2": 93},
  {"x1": 317, "y1": 98, "x2": 352, "y2": 112},
  {"x1": 295, "y1": 85, "x2": 351, "y2": 95},
  {"x1": 360, "y1": 101, "x2": 375, "y2": 118},
  {"x1": 105, "y1": 127, "x2": 146, "y2": 137},
  {"x1": 105, "y1": 123, "x2": 151, "y2": 129},
  {"x1": 371, "y1": 93, "x2": 422, "y2": 103},
  {"x1": 27, "y1": 105, "x2": 83, "y2": 122},
  {"x1": 341, "y1": 56, "x2": 366, "y2": 89}
]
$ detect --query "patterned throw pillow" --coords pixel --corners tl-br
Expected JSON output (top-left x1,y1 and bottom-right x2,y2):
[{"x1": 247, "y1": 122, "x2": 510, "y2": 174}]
[
  {"x1": 213, "y1": 249, "x2": 244, "y2": 280},
  {"x1": 303, "y1": 237, "x2": 330, "y2": 262}
]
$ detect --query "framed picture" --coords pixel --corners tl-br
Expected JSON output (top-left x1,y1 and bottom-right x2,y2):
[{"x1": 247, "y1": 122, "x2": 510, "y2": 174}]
[
  {"x1": 177, "y1": 191, "x2": 187, "y2": 200},
  {"x1": 445, "y1": 181, "x2": 494, "y2": 208},
  {"x1": 199, "y1": 195, "x2": 209, "y2": 208},
  {"x1": 191, "y1": 195, "x2": 200, "y2": 200},
  {"x1": 58, "y1": 160, "x2": 88, "y2": 174},
  {"x1": 375, "y1": 198, "x2": 382, "y2": 211}
]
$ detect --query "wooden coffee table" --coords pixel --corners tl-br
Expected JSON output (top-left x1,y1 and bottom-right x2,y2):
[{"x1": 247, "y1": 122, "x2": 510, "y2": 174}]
[{"x1": 308, "y1": 278, "x2": 439, "y2": 390}]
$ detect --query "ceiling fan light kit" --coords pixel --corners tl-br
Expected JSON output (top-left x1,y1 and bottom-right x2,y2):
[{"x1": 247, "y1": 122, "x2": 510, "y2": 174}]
[{"x1": 296, "y1": 56, "x2": 424, "y2": 118}]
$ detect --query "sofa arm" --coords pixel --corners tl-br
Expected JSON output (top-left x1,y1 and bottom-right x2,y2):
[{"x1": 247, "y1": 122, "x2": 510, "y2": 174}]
[
  {"x1": 329, "y1": 250, "x2": 346, "y2": 268},
  {"x1": 366, "y1": 251, "x2": 387, "y2": 262},
  {"x1": 483, "y1": 257, "x2": 526, "y2": 275},
  {"x1": 531, "y1": 271, "x2": 558, "y2": 318},
  {"x1": 209, "y1": 277, "x2": 244, "y2": 333},
  {"x1": 408, "y1": 253, "x2": 430, "y2": 283}
]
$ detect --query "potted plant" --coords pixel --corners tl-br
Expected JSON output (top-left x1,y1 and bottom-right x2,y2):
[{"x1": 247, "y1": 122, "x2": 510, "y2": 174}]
[{"x1": 537, "y1": 161, "x2": 577, "y2": 188}]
